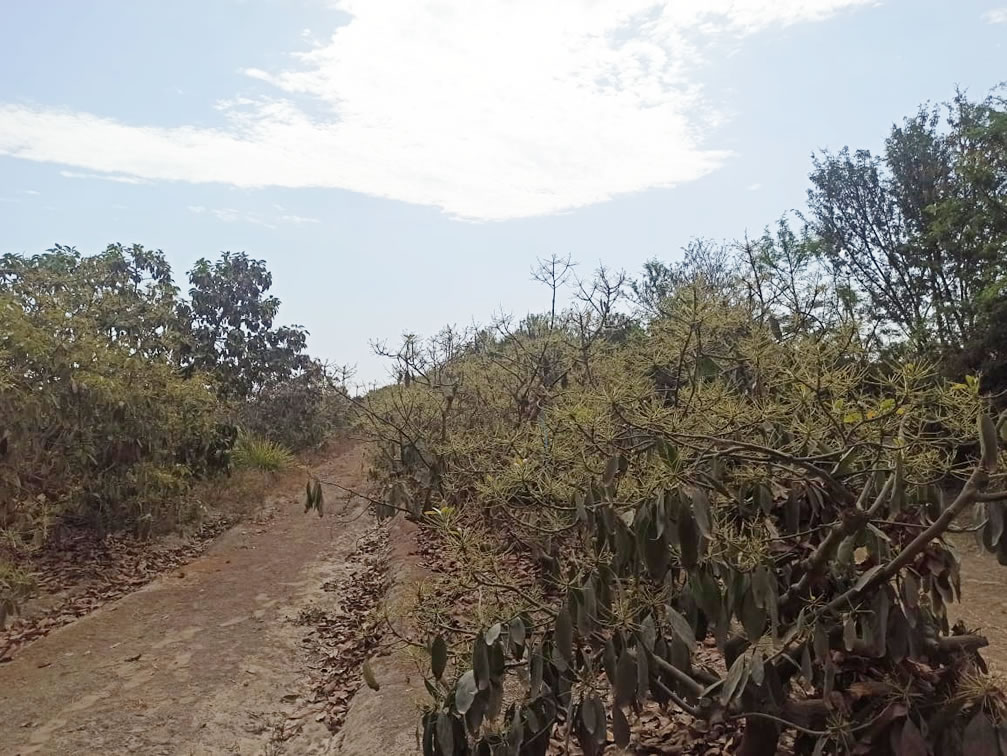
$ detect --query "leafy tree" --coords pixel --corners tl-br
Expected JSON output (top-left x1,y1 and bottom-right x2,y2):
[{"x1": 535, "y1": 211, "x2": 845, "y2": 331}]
[
  {"x1": 631, "y1": 239, "x2": 736, "y2": 316},
  {"x1": 0, "y1": 246, "x2": 224, "y2": 541},
  {"x1": 1, "y1": 243, "x2": 184, "y2": 357},
  {"x1": 239, "y1": 362, "x2": 351, "y2": 451},
  {"x1": 353, "y1": 264, "x2": 1007, "y2": 755},
  {"x1": 179, "y1": 251, "x2": 312, "y2": 400},
  {"x1": 806, "y1": 89, "x2": 1007, "y2": 382}
]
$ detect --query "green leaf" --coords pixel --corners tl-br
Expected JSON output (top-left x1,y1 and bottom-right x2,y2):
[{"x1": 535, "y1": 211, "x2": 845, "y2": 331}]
[
  {"x1": 854, "y1": 564, "x2": 884, "y2": 593},
  {"x1": 800, "y1": 644, "x2": 813, "y2": 684},
  {"x1": 720, "y1": 654, "x2": 749, "y2": 706},
  {"x1": 843, "y1": 615, "x2": 857, "y2": 652},
  {"x1": 602, "y1": 638, "x2": 617, "y2": 682},
  {"x1": 529, "y1": 646, "x2": 544, "y2": 699},
  {"x1": 741, "y1": 591, "x2": 766, "y2": 641},
  {"x1": 757, "y1": 483, "x2": 773, "y2": 516},
  {"x1": 431, "y1": 636, "x2": 448, "y2": 680},
  {"x1": 362, "y1": 660, "x2": 380, "y2": 691},
  {"x1": 666, "y1": 606, "x2": 696, "y2": 647},
  {"x1": 473, "y1": 636, "x2": 490, "y2": 690},
  {"x1": 658, "y1": 440, "x2": 679, "y2": 469},
  {"x1": 485, "y1": 623, "x2": 502, "y2": 646},
  {"x1": 963, "y1": 709, "x2": 1000, "y2": 756},
  {"x1": 591, "y1": 697, "x2": 607, "y2": 745},
  {"x1": 436, "y1": 712, "x2": 455, "y2": 755},
  {"x1": 750, "y1": 646, "x2": 765, "y2": 686},
  {"x1": 507, "y1": 705, "x2": 523, "y2": 754},
  {"x1": 989, "y1": 502, "x2": 1005, "y2": 549},
  {"x1": 582, "y1": 696, "x2": 599, "y2": 735},
  {"x1": 697, "y1": 355, "x2": 719, "y2": 379},
  {"x1": 813, "y1": 623, "x2": 828, "y2": 663},
  {"x1": 613, "y1": 706, "x2": 630, "y2": 749},
  {"x1": 902, "y1": 571, "x2": 920, "y2": 609},
  {"x1": 614, "y1": 648, "x2": 637, "y2": 707},
  {"x1": 980, "y1": 413, "x2": 999, "y2": 473},
  {"x1": 637, "y1": 641, "x2": 650, "y2": 697},
  {"x1": 691, "y1": 568, "x2": 722, "y2": 625},
  {"x1": 692, "y1": 488, "x2": 712, "y2": 537},
  {"x1": 603, "y1": 455, "x2": 621, "y2": 486},
  {"x1": 555, "y1": 606, "x2": 574, "y2": 663},
  {"x1": 508, "y1": 616, "x2": 526, "y2": 649},
  {"x1": 455, "y1": 670, "x2": 478, "y2": 714},
  {"x1": 639, "y1": 614, "x2": 657, "y2": 652},
  {"x1": 899, "y1": 717, "x2": 927, "y2": 756},
  {"x1": 677, "y1": 505, "x2": 700, "y2": 568}
]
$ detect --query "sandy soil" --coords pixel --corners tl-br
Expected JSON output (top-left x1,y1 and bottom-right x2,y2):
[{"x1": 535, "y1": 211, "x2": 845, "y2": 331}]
[
  {"x1": 0, "y1": 443, "x2": 376, "y2": 756},
  {"x1": 950, "y1": 535, "x2": 1007, "y2": 672}
]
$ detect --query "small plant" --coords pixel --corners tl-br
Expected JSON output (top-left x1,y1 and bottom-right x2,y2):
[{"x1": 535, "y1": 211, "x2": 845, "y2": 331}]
[
  {"x1": 232, "y1": 433, "x2": 295, "y2": 472},
  {"x1": 0, "y1": 561, "x2": 35, "y2": 628}
]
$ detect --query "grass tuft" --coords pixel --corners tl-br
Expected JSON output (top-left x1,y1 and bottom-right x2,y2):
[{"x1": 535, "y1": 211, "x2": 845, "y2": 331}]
[{"x1": 232, "y1": 433, "x2": 295, "y2": 472}]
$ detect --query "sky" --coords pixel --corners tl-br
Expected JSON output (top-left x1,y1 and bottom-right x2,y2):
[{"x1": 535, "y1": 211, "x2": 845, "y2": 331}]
[{"x1": 1, "y1": 1, "x2": 1004, "y2": 387}]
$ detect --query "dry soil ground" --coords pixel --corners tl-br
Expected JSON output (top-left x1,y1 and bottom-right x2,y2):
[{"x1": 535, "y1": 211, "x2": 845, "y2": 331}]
[
  {"x1": 0, "y1": 442, "x2": 418, "y2": 756},
  {"x1": 7, "y1": 443, "x2": 1007, "y2": 756}
]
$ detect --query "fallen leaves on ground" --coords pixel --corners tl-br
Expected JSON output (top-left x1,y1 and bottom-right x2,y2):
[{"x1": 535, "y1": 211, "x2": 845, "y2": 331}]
[
  {"x1": 289, "y1": 522, "x2": 389, "y2": 735},
  {"x1": 0, "y1": 515, "x2": 235, "y2": 661}
]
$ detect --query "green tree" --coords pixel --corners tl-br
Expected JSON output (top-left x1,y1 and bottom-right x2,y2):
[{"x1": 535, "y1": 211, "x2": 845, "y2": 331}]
[
  {"x1": 0, "y1": 245, "x2": 224, "y2": 540},
  {"x1": 179, "y1": 251, "x2": 312, "y2": 399},
  {"x1": 806, "y1": 89, "x2": 1007, "y2": 382}
]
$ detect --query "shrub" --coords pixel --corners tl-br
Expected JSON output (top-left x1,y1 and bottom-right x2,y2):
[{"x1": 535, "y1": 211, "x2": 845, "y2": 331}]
[
  {"x1": 239, "y1": 363, "x2": 350, "y2": 451},
  {"x1": 356, "y1": 266, "x2": 1007, "y2": 755},
  {"x1": 231, "y1": 433, "x2": 295, "y2": 472},
  {"x1": 0, "y1": 246, "x2": 228, "y2": 541}
]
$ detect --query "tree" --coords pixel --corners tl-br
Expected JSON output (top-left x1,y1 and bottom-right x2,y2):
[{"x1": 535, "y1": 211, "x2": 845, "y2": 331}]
[
  {"x1": 353, "y1": 265, "x2": 1007, "y2": 755},
  {"x1": 179, "y1": 252, "x2": 312, "y2": 400},
  {"x1": 0, "y1": 245, "x2": 224, "y2": 540},
  {"x1": 631, "y1": 239, "x2": 736, "y2": 316},
  {"x1": 806, "y1": 88, "x2": 1007, "y2": 383},
  {"x1": 0, "y1": 243, "x2": 184, "y2": 358}
]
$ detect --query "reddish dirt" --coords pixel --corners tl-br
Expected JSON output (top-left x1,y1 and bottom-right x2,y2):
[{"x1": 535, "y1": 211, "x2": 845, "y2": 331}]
[
  {"x1": 950, "y1": 536, "x2": 1007, "y2": 672},
  {"x1": 0, "y1": 442, "x2": 385, "y2": 756}
]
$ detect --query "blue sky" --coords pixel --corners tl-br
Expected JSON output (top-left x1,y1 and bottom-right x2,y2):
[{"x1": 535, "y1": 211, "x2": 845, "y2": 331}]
[{"x1": 1, "y1": 1, "x2": 1004, "y2": 385}]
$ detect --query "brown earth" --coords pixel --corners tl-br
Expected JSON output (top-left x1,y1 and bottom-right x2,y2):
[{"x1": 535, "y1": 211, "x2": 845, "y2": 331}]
[
  {"x1": 7, "y1": 440, "x2": 1007, "y2": 756},
  {"x1": 950, "y1": 536, "x2": 1007, "y2": 672},
  {"x1": 0, "y1": 441, "x2": 419, "y2": 756}
]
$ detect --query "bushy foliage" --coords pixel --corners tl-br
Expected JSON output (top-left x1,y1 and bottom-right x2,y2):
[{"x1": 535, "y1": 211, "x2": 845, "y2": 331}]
[
  {"x1": 239, "y1": 363, "x2": 351, "y2": 451},
  {"x1": 1, "y1": 243, "x2": 331, "y2": 550},
  {"x1": 807, "y1": 88, "x2": 1007, "y2": 385},
  {"x1": 0, "y1": 245, "x2": 227, "y2": 541},
  {"x1": 178, "y1": 252, "x2": 313, "y2": 400},
  {"x1": 231, "y1": 433, "x2": 295, "y2": 472},
  {"x1": 317, "y1": 89, "x2": 1007, "y2": 753},
  {"x1": 355, "y1": 156, "x2": 1007, "y2": 754}
]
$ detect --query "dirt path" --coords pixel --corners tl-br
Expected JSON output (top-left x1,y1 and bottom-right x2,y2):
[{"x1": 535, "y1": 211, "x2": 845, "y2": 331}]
[
  {"x1": 951, "y1": 536, "x2": 1007, "y2": 672},
  {"x1": 0, "y1": 442, "x2": 379, "y2": 756}
]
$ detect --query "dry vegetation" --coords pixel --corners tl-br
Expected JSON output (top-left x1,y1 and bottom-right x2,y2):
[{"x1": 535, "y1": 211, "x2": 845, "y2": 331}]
[{"x1": 344, "y1": 89, "x2": 1007, "y2": 755}]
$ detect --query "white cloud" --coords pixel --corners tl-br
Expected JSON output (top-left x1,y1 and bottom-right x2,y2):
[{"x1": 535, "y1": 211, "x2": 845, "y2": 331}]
[
  {"x1": 188, "y1": 205, "x2": 277, "y2": 228},
  {"x1": 0, "y1": 1, "x2": 872, "y2": 220},
  {"x1": 60, "y1": 169, "x2": 148, "y2": 184},
  {"x1": 280, "y1": 213, "x2": 321, "y2": 224},
  {"x1": 19, "y1": 188, "x2": 41, "y2": 195},
  {"x1": 188, "y1": 204, "x2": 319, "y2": 228},
  {"x1": 984, "y1": 7, "x2": 1007, "y2": 23},
  {"x1": 747, "y1": 182, "x2": 763, "y2": 191}
]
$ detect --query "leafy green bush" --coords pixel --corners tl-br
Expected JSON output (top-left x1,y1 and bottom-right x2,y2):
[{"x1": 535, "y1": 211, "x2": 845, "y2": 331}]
[
  {"x1": 356, "y1": 256, "x2": 1007, "y2": 754},
  {"x1": 239, "y1": 363, "x2": 351, "y2": 451},
  {"x1": 0, "y1": 245, "x2": 228, "y2": 540},
  {"x1": 0, "y1": 243, "x2": 329, "y2": 547},
  {"x1": 231, "y1": 433, "x2": 295, "y2": 472}
]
